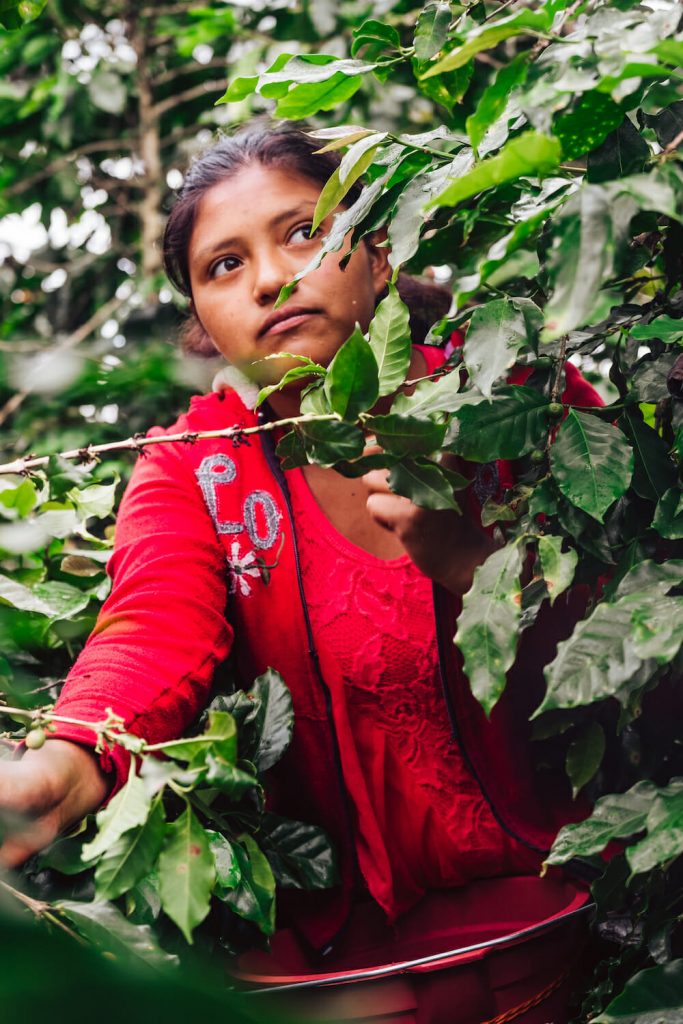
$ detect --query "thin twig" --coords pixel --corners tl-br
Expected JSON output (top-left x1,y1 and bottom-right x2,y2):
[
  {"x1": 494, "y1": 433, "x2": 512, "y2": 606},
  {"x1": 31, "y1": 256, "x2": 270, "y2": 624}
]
[
  {"x1": 664, "y1": 127, "x2": 683, "y2": 154},
  {"x1": 550, "y1": 335, "x2": 569, "y2": 404},
  {"x1": 151, "y1": 78, "x2": 228, "y2": 118},
  {"x1": 5, "y1": 139, "x2": 136, "y2": 198},
  {"x1": 0, "y1": 412, "x2": 340, "y2": 475},
  {"x1": 0, "y1": 881, "x2": 85, "y2": 943}
]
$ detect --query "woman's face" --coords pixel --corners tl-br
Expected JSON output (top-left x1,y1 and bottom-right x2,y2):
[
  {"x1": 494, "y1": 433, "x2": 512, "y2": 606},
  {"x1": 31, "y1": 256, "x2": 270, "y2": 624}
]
[{"x1": 187, "y1": 163, "x2": 390, "y2": 384}]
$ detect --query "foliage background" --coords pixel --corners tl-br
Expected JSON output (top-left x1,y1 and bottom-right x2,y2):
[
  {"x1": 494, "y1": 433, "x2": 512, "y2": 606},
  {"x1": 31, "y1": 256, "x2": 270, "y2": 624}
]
[{"x1": 1, "y1": 0, "x2": 683, "y2": 1020}]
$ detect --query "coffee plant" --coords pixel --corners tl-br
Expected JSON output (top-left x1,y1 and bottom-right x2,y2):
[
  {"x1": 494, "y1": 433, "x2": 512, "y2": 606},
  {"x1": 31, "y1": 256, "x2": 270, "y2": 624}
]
[{"x1": 1, "y1": 0, "x2": 683, "y2": 1019}]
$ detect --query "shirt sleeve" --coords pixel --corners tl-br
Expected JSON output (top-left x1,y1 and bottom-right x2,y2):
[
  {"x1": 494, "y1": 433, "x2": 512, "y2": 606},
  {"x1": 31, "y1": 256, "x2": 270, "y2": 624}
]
[{"x1": 51, "y1": 429, "x2": 234, "y2": 791}]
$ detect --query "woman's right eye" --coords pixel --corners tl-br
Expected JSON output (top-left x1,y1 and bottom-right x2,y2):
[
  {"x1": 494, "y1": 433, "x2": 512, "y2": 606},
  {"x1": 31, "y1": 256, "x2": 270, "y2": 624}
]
[{"x1": 210, "y1": 256, "x2": 241, "y2": 279}]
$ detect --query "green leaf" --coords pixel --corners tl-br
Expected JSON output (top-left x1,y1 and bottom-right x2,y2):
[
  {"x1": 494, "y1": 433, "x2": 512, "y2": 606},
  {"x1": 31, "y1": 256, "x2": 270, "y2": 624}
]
[
  {"x1": 445, "y1": 385, "x2": 550, "y2": 462},
  {"x1": 456, "y1": 540, "x2": 524, "y2": 715},
  {"x1": 66, "y1": 479, "x2": 118, "y2": 520},
  {"x1": 260, "y1": 814, "x2": 339, "y2": 890},
  {"x1": 94, "y1": 797, "x2": 166, "y2": 902},
  {"x1": 367, "y1": 413, "x2": 447, "y2": 456},
  {"x1": 262, "y1": 55, "x2": 379, "y2": 88},
  {"x1": 275, "y1": 73, "x2": 362, "y2": 120},
  {"x1": 593, "y1": 960, "x2": 683, "y2": 1024},
  {"x1": 565, "y1": 721, "x2": 605, "y2": 799},
  {"x1": 300, "y1": 419, "x2": 365, "y2": 466},
  {"x1": 586, "y1": 117, "x2": 650, "y2": 184},
  {"x1": 422, "y1": 9, "x2": 551, "y2": 77},
  {"x1": 82, "y1": 771, "x2": 152, "y2": 864},
  {"x1": 537, "y1": 564, "x2": 683, "y2": 715},
  {"x1": 627, "y1": 779, "x2": 683, "y2": 876},
  {"x1": 551, "y1": 411, "x2": 634, "y2": 523},
  {"x1": 151, "y1": 710, "x2": 237, "y2": 765},
  {"x1": 203, "y1": 754, "x2": 260, "y2": 799},
  {"x1": 554, "y1": 92, "x2": 624, "y2": 161},
  {"x1": 653, "y1": 487, "x2": 683, "y2": 540},
  {"x1": 537, "y1": 534, "x2": 577, "y2": 605},
  {"x1": 388, "y1": 155, "x2": 471, "y2": 270},
  {"x1": 249, "y1": 667, "x2": 294, "y2": 772},
  {"x1": 309, "y1": 125, "x2": 378, "y2": 152},
  {"x1": 255, "y1": 357, "x2": 326, "y2": 408},
  {"x1": 324, "y1": 325, "x2": 379, "y2": 421},
  {"x1": 158, "y1": 803, "x2": 215, "y2": 944},
  {"x1": 430, "y1": 132, "x2": 561, "y2": 210},
  {"x1": 392, "y1": 371, "x2": 479, "y2": 420},
  {"x1": 545, "y1": 780, "x2": 657, "y2": 866},
  {"x1": 388, "y1": 457, "x2": 461, "y2": 511},
  {"x1": 466, "y1": 53, "x2": 530, "y2": 153},
  {"x1": 215, "y1": 834, "x2": 276, "y2": 935},
  {"x1": 311, "y1": 136, "x2": 383, "y2": 232},
  {"x1": 207, "y1": 831, "x2": 242, "y2": 895},
  {"x1": 0, "y1": 479, "x2": 38, "y2": 517},
  {"x1": 463, "y1": 297, "x2": 537, "y2": 398},
  {"x1": 351, "y1": 20, "x2": 401, "y2": 60},
  {"x1": 621, "y1": 411, "x2": 676, "y2": 503},
  {"x1": 367, "y1": 283, "x2": 412, "y2": 396},
  {"x1": 630, "y1": 315, "x2": 683, "y2": 345},
  {"x1": 56, "y1": 899, "x2": 178, "y2": 970},
  {"x1": 0, "y1": 575, "x2": 90, "y2": 620},
  {"x1": 414, "y1": 2, "x2": 452, "y2": 62}
]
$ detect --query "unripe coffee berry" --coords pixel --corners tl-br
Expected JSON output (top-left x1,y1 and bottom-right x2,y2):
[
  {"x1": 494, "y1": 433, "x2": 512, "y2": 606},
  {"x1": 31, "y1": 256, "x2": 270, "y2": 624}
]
[
  {"x1": 25, "y1": 727, "x2": 46, "y2": 750},
  {"x1": 548, "y1": 402, "x2": 564, "y2": 419},
  {"x1": 530, "y1": 449, "x2": 546, "y2": 464}
]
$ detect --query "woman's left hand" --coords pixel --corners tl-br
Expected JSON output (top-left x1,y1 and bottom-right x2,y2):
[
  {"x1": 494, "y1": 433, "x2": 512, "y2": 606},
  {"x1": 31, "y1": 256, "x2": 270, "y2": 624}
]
[{"x1": 363, "y1": 464, "x2": 497, "y2": 596}]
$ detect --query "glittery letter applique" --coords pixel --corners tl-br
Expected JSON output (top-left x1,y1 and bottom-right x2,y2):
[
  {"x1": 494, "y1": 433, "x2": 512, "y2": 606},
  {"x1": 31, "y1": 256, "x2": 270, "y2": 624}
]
[
  {"x1": 243, "y1": 490, "x2": 281, "y2": 550},
  {"x1": 195, "y1": 455, "x2": 244, "y2": 535}
]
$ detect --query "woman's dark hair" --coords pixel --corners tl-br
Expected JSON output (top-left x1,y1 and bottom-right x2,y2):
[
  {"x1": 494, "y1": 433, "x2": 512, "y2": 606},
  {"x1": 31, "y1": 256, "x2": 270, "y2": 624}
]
[{"x1": 162, "y1": 122, "x2": 451, "y2": 355}]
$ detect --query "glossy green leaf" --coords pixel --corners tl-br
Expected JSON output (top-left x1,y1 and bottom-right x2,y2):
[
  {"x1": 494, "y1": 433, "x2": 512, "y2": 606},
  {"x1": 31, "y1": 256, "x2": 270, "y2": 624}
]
[
  {"x1": 392, "y1": 371, "x2": 479, "y2": 419},
  {"x1": 312, "y1": 138, "x2": 382, "y2": 232},
  {"x1": 630, "y1": 315, "x2": 683, "y2": 345},
  {"x1": 203, "y1": 754, "x2": 260, "y2": 798},
  {"x1": 546, "y1": 780, "x2": 657, "y2": 866},
  {"x1": 388, "y1": 155, "x2": 470, "y2": 270},
  {"x1": 262, "y1": 55, "x2": 379, "y2": 88},
  {"x1": 621, "y1": 411, "x2": 676, "y2": 503},
  {"x1": 255, "y1": 357, "x2": 326, "y2": 408},
  {"x1": 537, "y1": 534, "x2": 577, "y2": 605},
  {"x1": 422, "y1": 9, "x2": 551, "y2": 78},
  {"x1": 538, "y1": 563, "x2": 683, "y2": 715},
  {"x1": 593, "y1": 960, "x2": 683, "y2": 1024},
  {"x1": 463, "y1": 297, "x2": 538, "y2": 398},
  {"x1": 94, "y1": 797, "x2": 166, "y2": 901},
  {"x1": 260, "y1": 814, "x2": 339, "y2": 890},
  {"x1": 388, "y1": 457, "x2": 461, "y2": 511},
  {"x1": 627, "y1": 779, "x2": 683, "y2": 876},
  {"x1": 367, "y1": 413, "x2": 446, "y2": 456},
  {"x1": 653, "y1": 487, "x2": 683, "y2": 540},
  {"x1": 276, "y1": 73, "x2": 363, "y2": 119},
  {"x1": 414, "y1": 2, "x2": 452, "y2": 62},
  {"x1": 565, "y1": 721, "x2": 605, "y2": 799},
  {"x1": 215, "y1": 834, "x2": 276, "y2": 935},
  {"x1": 158, "y1": 803, "x2": 215, "y2": 944},
  {"x1": 456, "y1": 540, "x2": 524, "y2": 715},
  {"x1": 467, "y1": 53, "x2": 529, "y2": 153},
  {"x1": 82, "y1": 771, "x2": 152, "y2": 864},
  {"x1": 554, "y1": 92, "x2": 624, "y2": 161},
  {"x1": 586, "y1": 117, "x2": 650, "y2": 184},
  {"x1": 207, "y1": 830, "x2": 242, "y2": 895},
  {"x1": 56, "y1": 899, "x2": 179, "y2": 970},
  {"x1": 300, "y1": 419, "x2": 365, "y2": 466},
  {"x1": 249, "y1": 667, "x2": 294, "y2": 772},
  {"x1": 351, "y1": 20, "x2": 401, "y2": 59},
  {"x1": 309, "y1": 125, "x2": 377, "y2": 152},
  {"x1": 151, "y1": 710, "x2": 237, "y2": 765},
  {"x1": 324, "y1": 325, "x2": 379, "y2": 421},
  {"x1": 445, "y1": 385, "x2": 550, "y2": 462},
  {"x1": 551, "y1": 411, "x2": 633, "y2": 522},
  {"x1": 367, "y1": 283, "x2": 412, "y2": 396},
  {"x1": 430, "y1": 132, "x2": 561, "y2": 210}
]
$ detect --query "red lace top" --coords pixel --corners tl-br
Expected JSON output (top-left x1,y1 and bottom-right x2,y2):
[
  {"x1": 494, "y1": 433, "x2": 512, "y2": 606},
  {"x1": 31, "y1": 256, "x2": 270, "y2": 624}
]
[{"x1": 286, "y1": 349, "x2": 540, "y2": 920}]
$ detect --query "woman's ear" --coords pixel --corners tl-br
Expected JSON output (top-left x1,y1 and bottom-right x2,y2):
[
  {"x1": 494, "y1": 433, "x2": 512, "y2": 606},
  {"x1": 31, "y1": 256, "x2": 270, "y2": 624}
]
[{"x1": 365, "y1": 227, "x2": 392, "y2": 297}]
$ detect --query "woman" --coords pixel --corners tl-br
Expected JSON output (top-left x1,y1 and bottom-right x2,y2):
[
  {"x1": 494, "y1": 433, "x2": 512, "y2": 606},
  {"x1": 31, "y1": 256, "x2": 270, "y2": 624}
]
[{"x1": 0, "y1": 124, "x2": 601, "y2": 1021}]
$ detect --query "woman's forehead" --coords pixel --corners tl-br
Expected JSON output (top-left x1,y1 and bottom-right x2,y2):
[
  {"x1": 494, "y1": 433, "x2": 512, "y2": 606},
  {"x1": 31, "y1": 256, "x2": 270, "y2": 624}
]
[{"x1": 189, "y1": 164, "x2": 321, "y2": 255}]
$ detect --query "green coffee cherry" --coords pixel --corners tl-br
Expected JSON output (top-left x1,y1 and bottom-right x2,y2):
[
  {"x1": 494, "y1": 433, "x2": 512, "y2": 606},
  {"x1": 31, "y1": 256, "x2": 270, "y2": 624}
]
[
  {"x1": 534, "y1": 356, "x2": 553, "y2": 370},
  {"x1": 25, "y1": 727, "x2": 46, "y2": 750},
  {"x1": 548, "y1": 402, "x2": 564, "y2": 419},
  {"x1": 530, "y1": 449, "x2": 546, "y2": 464}
]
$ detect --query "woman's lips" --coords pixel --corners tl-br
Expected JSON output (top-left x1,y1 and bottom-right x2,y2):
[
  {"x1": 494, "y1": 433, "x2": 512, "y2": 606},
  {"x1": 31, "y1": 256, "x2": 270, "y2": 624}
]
[{"x1": 260, "y1": 309, "x2": 320, "y2": 337}]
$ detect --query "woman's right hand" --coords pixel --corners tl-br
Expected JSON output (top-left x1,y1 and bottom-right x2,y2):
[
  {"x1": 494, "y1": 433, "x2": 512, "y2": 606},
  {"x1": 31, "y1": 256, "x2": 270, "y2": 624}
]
[{"x1": 0, "y1": 739, "x2": 110, "y2": 870}]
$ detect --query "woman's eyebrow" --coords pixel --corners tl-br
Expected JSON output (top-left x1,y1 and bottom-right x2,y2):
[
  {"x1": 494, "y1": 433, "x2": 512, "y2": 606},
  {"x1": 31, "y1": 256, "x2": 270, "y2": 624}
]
[{"x1": 194, "y1": 203, "x2": 317, "y2": 261}]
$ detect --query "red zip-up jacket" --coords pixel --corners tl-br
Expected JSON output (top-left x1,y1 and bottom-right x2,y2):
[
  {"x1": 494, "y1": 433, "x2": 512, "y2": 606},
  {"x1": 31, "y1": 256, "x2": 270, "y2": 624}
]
[{"x1": 53, "y1": 353, "x2": 602, "y2": 950}]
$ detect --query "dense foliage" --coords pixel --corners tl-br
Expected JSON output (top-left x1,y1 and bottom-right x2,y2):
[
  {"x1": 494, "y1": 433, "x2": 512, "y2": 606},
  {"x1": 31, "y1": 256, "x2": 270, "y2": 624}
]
[{"x1": 1, "y1": 0, "x2": 683, "y2": 1019}]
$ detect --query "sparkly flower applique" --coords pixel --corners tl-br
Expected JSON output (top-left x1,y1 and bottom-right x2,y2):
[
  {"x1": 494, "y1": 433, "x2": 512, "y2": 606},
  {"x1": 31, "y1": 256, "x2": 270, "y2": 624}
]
[{"x1": 228, "y1": 541, "x2": 261, "y2": 596}]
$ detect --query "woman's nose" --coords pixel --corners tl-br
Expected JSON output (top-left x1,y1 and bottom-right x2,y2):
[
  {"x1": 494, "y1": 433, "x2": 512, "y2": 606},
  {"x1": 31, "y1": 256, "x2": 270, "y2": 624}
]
[{"x1": 251, "y1": 249, "x2": 291, "y2": 305}]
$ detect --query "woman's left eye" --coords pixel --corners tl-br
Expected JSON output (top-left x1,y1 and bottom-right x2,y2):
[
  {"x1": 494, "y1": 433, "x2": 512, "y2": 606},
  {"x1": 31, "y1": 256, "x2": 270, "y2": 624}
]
[{"x1": 289, "y1": 223, "x2": 321, "y2": 244}]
